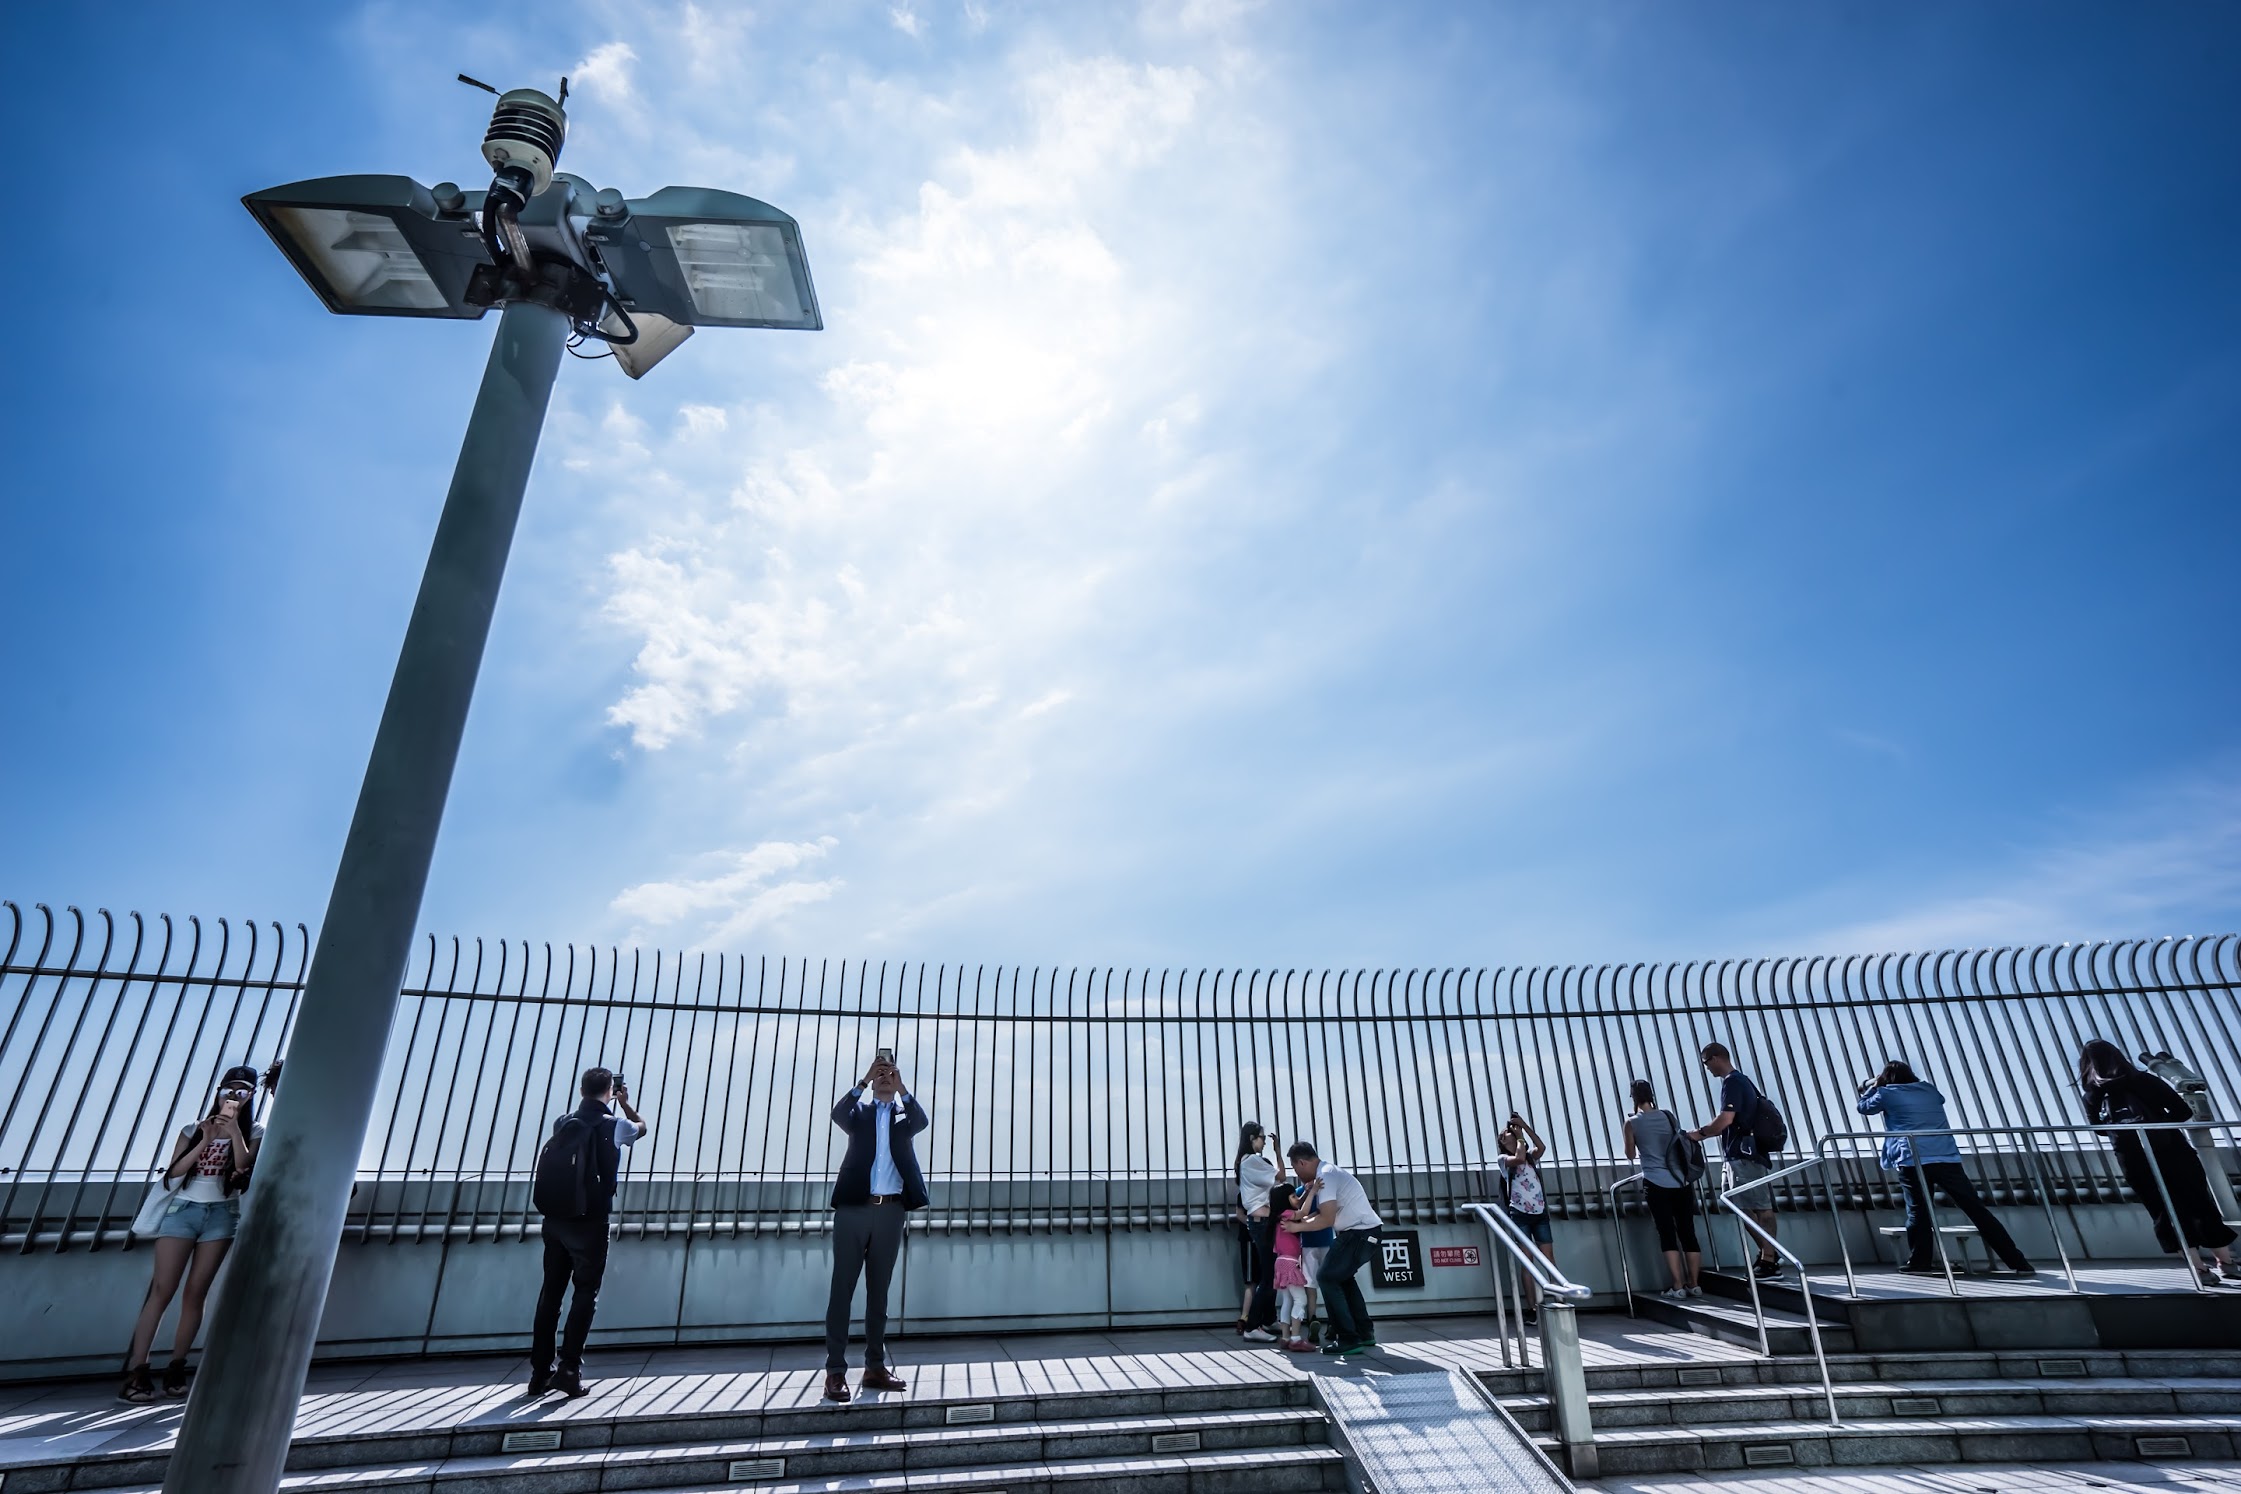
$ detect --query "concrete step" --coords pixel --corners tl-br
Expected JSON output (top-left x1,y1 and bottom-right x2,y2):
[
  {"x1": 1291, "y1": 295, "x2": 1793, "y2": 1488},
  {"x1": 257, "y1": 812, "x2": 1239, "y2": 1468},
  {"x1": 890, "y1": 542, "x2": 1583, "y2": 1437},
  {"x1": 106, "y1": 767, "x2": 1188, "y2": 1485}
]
[
  {"x1": 6, "y1": 1389, "x2": 1330, "y2": 1494},
  {"x1": 70, "y1": 1441, "x2": 1352, "y2": 1494},
  {"x1": 1627, "y1": 1288, "x2": 1857, "y2": 1356},
  {"x1": 1497, "y1": 1376, "x2": 2241, "y2": 1432},
  {"x1": 1533, "y1": 1412, "x2": 2241, "y2": 1476}
]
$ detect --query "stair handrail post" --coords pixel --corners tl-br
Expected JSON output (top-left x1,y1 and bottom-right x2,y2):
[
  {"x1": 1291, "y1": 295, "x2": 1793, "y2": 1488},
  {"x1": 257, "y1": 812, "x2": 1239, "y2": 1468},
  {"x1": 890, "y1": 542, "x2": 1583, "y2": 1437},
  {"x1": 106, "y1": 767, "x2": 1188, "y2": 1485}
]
[
  {"x1": 1815, "y1": 1135, "x2": 1861, "y2": 1299},
  {"x1": 1718, "y1": 1159, "x2": 1841, "y2": 1426},
  {"x1": 1606, "y1": 1171, "x2": 1643, "y2": 1318},
  {"x1": 1463, "y1": 1202, "x2": 1594, "y2": 1442},
  {"x1": 2018, "y1": 1128, "x2": 2081, "y2": 1292},
  {"x1": 2130, "y1": 1122, "x2": 2213, "y2": 1295},
  {"x1": 1536, "y1": 1299, "x2": 1598, "y2": 1480}
]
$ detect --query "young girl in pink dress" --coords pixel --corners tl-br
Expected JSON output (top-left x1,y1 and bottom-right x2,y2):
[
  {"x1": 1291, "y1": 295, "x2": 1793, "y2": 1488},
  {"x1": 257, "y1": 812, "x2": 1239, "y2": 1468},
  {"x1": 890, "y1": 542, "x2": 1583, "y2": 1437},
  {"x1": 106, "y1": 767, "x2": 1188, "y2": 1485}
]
[{"x1": 1272, "y1": 1183, "x2": 1314, "y2": 1351}]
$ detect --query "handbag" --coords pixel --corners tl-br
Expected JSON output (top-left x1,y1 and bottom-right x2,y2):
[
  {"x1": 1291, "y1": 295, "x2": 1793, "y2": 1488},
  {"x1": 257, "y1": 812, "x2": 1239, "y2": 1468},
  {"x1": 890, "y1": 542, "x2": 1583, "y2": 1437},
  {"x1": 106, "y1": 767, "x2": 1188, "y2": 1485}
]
[{"x1": 131, "y1": 1175, "x2": 183, "y2": 1236}]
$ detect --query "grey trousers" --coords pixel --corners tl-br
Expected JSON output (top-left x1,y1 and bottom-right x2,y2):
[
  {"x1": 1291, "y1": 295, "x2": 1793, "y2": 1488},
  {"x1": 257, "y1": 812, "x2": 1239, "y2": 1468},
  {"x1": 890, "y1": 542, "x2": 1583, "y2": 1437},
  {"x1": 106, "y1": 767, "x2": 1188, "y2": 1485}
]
[{"x1": 826, "y1": 1204, "x2": 908, "y2": 1372}]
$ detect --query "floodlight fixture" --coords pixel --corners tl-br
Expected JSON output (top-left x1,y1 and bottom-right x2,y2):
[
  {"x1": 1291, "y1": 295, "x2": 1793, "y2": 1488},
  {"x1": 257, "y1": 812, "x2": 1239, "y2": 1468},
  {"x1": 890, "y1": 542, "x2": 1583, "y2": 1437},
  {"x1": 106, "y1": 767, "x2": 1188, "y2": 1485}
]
[
  {"x1": 168, "y1": 79, "x2": 824, "y2": 1494},
  {"x1": 243, "y1": 82, "x2": 820, "y2": 374}
]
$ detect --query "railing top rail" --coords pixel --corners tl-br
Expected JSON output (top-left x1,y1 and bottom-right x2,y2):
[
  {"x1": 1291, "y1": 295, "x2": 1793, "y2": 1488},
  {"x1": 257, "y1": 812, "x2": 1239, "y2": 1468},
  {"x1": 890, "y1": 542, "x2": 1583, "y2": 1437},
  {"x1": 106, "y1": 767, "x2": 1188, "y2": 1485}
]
[{"x1": 1462, "y1": 1202, "x2": 1592, "y2": 1299}]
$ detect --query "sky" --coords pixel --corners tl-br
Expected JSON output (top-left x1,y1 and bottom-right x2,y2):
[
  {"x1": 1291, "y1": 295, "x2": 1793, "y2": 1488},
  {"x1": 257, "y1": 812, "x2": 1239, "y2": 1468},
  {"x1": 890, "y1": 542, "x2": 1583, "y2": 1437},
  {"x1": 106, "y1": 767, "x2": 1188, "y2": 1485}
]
[{"x1": 1, "y1": 1, "x2": 2236, "y2": 969}]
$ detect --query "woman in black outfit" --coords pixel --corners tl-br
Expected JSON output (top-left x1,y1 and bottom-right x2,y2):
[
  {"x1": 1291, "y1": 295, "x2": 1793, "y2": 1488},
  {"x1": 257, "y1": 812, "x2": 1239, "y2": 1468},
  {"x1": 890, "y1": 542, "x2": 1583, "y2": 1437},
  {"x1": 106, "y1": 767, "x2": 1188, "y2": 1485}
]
[{"x1": 2078, "y1": 1039, "x2": 2238, "y2": 1286}]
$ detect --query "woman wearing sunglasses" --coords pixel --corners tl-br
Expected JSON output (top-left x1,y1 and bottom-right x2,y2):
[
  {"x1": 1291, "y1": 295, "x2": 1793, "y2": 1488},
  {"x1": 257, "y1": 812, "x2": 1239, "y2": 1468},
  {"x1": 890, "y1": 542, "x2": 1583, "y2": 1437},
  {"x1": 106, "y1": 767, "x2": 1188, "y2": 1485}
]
[{"x1": 118, "y1": 1064, "x2": 268, "y2": 1402}]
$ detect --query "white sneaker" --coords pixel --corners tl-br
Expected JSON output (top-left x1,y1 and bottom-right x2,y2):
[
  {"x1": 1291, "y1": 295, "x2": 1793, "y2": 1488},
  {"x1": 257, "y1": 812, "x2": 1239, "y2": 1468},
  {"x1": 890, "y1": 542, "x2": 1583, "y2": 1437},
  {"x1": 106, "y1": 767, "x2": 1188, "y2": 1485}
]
[
  {"x1": 1660, "y1": 1288, "x2": 1689, "y2": 1302},
  {"x1": 1241, "y1": 1327, "x2": 1278, "y2": 1342},
  {"x1": 1687, "y1": 1286, "x2": 1706, "y2": 1298}
]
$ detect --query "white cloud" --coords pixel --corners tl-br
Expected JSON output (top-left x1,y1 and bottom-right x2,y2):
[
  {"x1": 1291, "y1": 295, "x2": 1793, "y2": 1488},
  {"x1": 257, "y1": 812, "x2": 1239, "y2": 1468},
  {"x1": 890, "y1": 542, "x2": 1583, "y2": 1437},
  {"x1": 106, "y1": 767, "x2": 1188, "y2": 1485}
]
[
  {"x1": 1778, "y1": 772, "x2": 2241, "y2": 954},
  {"x1": 612, "y1": 838, "x2": 842, "y2": 947},
  {"x1": 572, "y1": 41, "x2": 638, "y2": 106},
  {"x1": 889, "y1": 5, "x2": 923, "y2": 38}
]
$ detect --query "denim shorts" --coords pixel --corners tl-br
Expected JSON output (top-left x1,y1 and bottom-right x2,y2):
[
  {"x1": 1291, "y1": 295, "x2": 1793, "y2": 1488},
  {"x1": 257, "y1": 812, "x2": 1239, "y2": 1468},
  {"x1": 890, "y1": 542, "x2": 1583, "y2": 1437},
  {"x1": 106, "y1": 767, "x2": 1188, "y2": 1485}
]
[
  {"x1": 155, "y1": 1196, "x2": 240, "y2": 1242},
  {"x1": 1508, "y1": 1208, "x2": 1554, "y2": 1245}
]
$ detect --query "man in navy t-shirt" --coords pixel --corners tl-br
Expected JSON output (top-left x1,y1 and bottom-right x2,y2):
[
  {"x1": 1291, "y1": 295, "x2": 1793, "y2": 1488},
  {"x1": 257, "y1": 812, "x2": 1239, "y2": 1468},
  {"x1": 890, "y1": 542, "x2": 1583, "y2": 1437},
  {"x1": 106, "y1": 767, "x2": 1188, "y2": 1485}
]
[{"x1": 1688, "y1": 1043, "x2": 1782, "y2": 1278}]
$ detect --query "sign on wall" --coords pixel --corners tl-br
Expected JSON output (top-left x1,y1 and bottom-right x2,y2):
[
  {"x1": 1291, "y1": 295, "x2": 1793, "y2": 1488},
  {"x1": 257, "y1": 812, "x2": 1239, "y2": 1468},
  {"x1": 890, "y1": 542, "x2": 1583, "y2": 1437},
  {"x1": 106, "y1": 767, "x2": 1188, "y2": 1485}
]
[
  {"x1": 1371, "y1": 1228, "x2": 1424, "y2": 1288},
  {"x1": 1429, "y1": 1245, "x2": 1481, "y2": 1268}
]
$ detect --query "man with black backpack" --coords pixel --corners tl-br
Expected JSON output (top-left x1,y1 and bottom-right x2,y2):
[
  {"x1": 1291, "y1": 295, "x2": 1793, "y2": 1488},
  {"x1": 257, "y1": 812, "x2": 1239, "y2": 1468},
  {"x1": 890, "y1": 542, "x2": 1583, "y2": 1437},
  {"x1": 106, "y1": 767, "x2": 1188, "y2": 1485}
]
[
  {"x1": 528, "y1": 1067, "x2": 627, "y2": 1398},
  {"x1": 1688, "y1": 1043, "x2": 1788, "y2": 1279}
]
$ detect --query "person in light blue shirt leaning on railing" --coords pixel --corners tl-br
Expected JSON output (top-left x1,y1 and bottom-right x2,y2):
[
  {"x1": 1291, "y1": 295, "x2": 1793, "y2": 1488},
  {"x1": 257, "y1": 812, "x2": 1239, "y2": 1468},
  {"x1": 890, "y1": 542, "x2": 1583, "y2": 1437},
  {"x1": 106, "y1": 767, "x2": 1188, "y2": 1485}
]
[{"x1": 1856, "y1": 1060, "x2": 2034, "y2": 1277}]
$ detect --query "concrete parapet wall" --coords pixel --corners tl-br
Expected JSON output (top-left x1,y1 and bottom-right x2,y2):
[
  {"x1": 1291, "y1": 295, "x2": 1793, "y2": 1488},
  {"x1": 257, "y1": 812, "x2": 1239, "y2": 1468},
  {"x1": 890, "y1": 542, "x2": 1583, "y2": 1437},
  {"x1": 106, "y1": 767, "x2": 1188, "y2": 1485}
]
[{"x1": 4, "y1": 1183, "x2": 2179, "y2": 1382}]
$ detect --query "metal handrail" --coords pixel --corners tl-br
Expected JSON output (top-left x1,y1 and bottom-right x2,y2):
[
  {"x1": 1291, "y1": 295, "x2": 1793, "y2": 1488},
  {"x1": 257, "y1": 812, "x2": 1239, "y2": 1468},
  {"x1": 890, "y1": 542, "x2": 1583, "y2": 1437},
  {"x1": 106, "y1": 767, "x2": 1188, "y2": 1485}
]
[
  {"x1": 1605, "y1": 1172, "x2": 1645, "y2": 1316},
  {"x1": 1808, "y1": 1118, "x2": 2241, "y2": 1297},
  {"x1": 1714, "y1": 1160, "x2": 1842, "y2": 1425},
  {"x1": 1462, "y1": 1201, "x2": 1597, "y2": 1478}
]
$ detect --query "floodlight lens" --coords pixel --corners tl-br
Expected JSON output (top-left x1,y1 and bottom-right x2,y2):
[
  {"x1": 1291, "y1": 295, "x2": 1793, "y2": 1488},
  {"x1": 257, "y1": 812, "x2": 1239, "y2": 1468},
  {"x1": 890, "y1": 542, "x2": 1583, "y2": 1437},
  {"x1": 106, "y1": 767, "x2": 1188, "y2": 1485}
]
[
  {"x1": 268, "y1": 206, "x2": 447, "y2": 311},
  {"x1": 665, "y1": 223, "x2": 808, "y2": 324}
]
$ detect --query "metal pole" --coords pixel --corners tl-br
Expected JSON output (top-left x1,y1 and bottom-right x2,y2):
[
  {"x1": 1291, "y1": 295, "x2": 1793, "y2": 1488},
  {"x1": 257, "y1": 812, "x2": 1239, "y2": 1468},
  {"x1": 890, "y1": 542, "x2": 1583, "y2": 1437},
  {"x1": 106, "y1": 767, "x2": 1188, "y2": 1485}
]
[
  {"x1": 161, "y1": 300, "x2": 569, "y2": 1494},
  {"x1": 1537, "y1": 1301, "x2": 1597, "y2": 1480}
]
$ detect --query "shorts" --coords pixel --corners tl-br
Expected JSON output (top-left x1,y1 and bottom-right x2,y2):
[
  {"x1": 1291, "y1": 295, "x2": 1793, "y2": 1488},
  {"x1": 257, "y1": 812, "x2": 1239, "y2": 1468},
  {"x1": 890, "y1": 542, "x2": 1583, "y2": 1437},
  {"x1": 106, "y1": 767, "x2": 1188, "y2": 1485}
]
[
  {"x1": 1302, "y1": 1246, "x2": 1330, "y2": 1286},
  {"x1": 1508, "y1": 1207, "x2": 1553, "y2": 1245},
  {"x1": 1726, "y1": 1155, "x2": 1773, "y2": 1188},
  {"x1": 155, "y1": 1196, "x2": 240, "y2": 1242}
]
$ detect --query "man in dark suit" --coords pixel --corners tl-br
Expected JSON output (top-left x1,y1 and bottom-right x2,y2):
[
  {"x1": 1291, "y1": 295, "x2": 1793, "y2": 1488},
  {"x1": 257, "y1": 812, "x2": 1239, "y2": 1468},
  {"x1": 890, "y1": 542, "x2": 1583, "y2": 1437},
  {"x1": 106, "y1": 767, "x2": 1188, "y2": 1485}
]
[{"x1": 823, "y1": 1053, "x2": 929, "y2": 1402}]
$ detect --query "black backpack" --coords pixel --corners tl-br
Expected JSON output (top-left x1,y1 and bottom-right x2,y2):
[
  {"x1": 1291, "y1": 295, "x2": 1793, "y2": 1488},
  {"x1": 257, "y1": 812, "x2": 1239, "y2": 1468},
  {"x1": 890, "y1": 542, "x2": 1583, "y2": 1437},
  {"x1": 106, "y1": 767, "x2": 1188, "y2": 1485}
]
[
  {"x1": 1660, "y1": 1110, "x2": 1708, "y2": 1185},
  {"x1": 1744, "y1": 1081, "x2": 1790, "y2": 1154},
  {"x1": 533, "y1": 1112, "x2": 603, "y2": 1219}
]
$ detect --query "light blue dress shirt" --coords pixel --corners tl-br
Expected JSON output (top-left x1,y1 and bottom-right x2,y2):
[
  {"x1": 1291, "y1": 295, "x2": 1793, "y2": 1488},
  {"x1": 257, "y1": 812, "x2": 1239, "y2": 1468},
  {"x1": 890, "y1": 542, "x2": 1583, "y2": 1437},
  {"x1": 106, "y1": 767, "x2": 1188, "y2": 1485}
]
[
  {"x1": 1856, "y1": 1081, "x2": 1964, "y2": 1170},
  {"x1": 853, "y1": 1088, "x2": 912, "y2": 1195}
]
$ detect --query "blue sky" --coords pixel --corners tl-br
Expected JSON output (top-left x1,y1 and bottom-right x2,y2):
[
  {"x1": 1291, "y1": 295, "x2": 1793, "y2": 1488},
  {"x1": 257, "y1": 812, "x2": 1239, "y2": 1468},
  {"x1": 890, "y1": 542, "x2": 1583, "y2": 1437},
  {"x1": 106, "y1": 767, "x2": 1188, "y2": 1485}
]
[{"x1": 2, "y1": 1, "x2": 2236, "y2": 966}]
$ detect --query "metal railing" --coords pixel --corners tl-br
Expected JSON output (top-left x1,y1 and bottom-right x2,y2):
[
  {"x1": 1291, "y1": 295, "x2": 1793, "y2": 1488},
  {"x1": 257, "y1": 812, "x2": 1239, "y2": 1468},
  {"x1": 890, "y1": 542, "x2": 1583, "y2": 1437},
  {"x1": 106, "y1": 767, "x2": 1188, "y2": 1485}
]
[
  {"x1": 1719, "y1": 1161, "x2": 1843, "y2": 1423},
  {"x1": 4, "y1": 900, "x2": 2237, "y2": 1250},
  {"x1": 1797, "y1": 1120, "x2": 2241, "y2": 1297},
  {"x1": 1606, "y1": 1169, "x2": 1747, "y2": 1316},
  {"x1": 1464, "y1": 1201, "x2": 1597, "y2": 1478}
]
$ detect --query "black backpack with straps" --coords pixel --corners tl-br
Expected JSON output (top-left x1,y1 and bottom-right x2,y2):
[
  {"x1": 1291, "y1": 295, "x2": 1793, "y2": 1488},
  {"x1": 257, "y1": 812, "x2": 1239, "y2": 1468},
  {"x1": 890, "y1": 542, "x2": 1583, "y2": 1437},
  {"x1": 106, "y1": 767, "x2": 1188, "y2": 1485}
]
[{"x1": 532, "y1": 1111, "x2": 604, "y2": 1218}]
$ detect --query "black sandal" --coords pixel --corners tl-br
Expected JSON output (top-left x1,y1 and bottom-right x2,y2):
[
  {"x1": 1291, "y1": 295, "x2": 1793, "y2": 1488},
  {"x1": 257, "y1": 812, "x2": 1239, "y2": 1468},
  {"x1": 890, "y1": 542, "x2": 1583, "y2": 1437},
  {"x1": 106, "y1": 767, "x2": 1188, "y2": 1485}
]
[
  {"x1": 163, "y1": 1360, "x2": 192, "y2": 1398},
  {"x1": 119, "y1": 1364, "x2": 157, "y2": 1404}
]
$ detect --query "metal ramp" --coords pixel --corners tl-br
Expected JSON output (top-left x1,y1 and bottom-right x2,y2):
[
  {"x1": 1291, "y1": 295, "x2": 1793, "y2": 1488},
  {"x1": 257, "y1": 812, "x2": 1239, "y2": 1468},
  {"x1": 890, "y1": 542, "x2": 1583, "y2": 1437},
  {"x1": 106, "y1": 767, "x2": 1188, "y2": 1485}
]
[{"x1": 1316, "y1": 1366, "x2": 1575, "y2": 1494}]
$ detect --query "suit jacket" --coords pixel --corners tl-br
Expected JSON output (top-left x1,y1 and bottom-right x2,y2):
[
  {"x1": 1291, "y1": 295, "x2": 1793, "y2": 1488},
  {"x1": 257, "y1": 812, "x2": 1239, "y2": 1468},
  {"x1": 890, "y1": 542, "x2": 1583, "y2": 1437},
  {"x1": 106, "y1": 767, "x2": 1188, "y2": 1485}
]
[{"x1": 829, "y1": 1090, "x2": 931, "y2": 1210}]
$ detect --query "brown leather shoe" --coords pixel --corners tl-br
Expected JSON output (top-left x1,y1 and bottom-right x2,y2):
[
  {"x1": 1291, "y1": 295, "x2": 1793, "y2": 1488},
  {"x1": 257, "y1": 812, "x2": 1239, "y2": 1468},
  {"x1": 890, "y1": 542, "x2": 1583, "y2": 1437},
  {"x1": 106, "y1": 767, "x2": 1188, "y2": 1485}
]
[
  {"x1": 860, "y1": 1367, "x2": 908, "y2": 1392},
  {"x1": 822, "y1": 1371, "x2": 851, "y2": 1402}
]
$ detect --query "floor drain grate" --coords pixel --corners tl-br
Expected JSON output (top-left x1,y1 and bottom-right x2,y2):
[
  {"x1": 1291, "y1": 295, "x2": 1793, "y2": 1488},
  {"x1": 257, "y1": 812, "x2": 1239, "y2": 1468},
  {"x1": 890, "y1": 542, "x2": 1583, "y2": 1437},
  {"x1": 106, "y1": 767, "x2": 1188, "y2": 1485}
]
[
  {"x1": 500, "y1": 1430, "x2": 562, "y2": 1453},
  {"x1": 728, "y1": 1458, "x2": 786, "y2": 1481},
  {"x1": 1743, "y1": 1444, "x2": 1796, "y2": 1467}
]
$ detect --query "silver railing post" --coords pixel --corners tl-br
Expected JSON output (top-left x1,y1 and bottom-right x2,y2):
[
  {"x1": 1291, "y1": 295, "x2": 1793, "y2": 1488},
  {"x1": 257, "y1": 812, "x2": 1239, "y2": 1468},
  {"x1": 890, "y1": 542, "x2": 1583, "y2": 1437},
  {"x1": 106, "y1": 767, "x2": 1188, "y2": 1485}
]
[
  {"x1": 1538, "y1": 1300, "x2": 1598, "y2": 1480},
  {"x1": 2136, "y1": 1125, "x2": 2212, "y2": 1294},
  {"x1": 1719, "y1": 1162, "x2": 1840, "y2": 1425},
  {"x1": 2020, "y1": 1131, "x2": 2080, "y2": 1292},
  {"x1": 1607, "y1": 1172, "x2": 1642, "y2": 1317},
  {"x1": 1465, "y1": 1203, "x2": 1594, "y2": 1453}
]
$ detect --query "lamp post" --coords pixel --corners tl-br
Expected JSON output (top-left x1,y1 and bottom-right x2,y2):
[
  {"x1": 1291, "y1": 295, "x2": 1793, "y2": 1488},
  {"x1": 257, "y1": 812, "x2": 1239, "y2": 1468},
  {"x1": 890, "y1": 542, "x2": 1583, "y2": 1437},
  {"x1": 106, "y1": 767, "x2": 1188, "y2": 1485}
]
[{"x1": 163, "y1": 83, "x2": 820, "y2": 1494}]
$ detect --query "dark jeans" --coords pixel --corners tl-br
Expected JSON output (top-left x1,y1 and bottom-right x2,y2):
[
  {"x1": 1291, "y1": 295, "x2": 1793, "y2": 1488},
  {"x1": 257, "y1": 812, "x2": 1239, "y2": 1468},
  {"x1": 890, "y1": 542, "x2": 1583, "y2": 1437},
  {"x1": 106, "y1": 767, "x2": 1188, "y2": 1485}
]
[
  {"x1": 532, "y1": 1214, "x2": 610, "y2": 1373},
  {"x1": 1903, "y1": 1162, "x2": 2028, "y2": 1269},
  {"x1": 1645, "y1": 1182, "x2": 1700, "y2": 1254},
  {"x1": 826, "y1": 1203, "x2": 908, "y2": 1372},
  {"x1": 1320, "y1": 1228, "x2": 1377, "y2": 1345},
  {"x1": 1244, "y1": 1217, "x2": 1279, "y2": 1329}
]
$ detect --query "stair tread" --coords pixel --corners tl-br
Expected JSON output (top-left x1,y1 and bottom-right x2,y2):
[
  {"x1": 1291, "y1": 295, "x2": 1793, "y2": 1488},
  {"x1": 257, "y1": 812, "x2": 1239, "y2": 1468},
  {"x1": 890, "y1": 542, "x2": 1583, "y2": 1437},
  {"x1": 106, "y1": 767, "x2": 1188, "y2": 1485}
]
[
  {"x1": 429, "y1": 1407, "x2": 1325, "y2": 1474},
  {"x1": 99, "y1": 1443, "x2": 1350, "y2": 1494},
  {"x1": 1497, "y1": 1375, "x2": 2241, "y2": 1408},
  {"x1": 719, "y1": 1443, "x2": 1348, "y2": 1492},
  {"x1": 1535, "y1": 1412, "x2": 2241, "y2": 1446}
]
